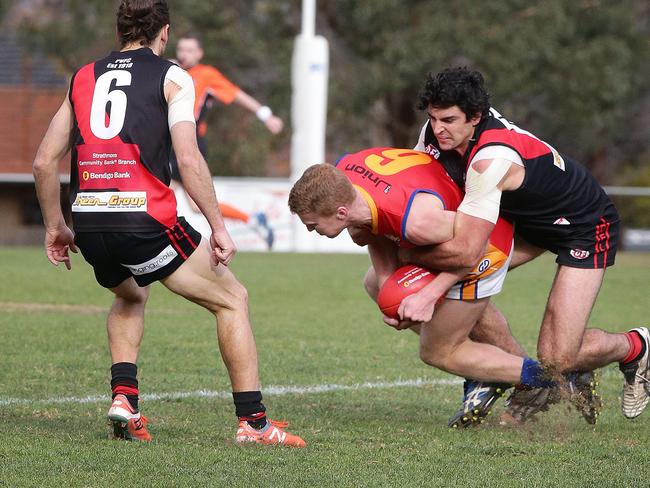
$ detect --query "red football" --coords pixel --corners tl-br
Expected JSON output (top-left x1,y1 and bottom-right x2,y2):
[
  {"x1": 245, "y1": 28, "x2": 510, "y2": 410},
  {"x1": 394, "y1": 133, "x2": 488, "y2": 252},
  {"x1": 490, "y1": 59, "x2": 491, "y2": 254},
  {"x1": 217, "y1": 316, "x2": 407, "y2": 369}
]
[{"x1": 377, "y1": 265, "x2": 436, "y2": 319}]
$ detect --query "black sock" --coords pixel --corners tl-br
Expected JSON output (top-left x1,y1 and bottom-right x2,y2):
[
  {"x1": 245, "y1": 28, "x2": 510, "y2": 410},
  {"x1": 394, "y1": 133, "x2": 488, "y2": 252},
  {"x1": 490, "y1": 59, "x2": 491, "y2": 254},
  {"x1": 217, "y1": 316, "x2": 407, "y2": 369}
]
[
  {"x1": 233, "y1": 391, "x2": 266, "y2": 429},
  {"x1": 111, "y1": 362, "x2": 139, "y2": 411}
]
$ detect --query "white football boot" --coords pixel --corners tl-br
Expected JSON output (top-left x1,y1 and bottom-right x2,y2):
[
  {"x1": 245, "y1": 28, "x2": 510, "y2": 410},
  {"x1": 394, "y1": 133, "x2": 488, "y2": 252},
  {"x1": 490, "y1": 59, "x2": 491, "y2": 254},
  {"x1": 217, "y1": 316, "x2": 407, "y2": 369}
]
[{"x1": 619, "y1": 327, "x2": 650, "y2": 419}]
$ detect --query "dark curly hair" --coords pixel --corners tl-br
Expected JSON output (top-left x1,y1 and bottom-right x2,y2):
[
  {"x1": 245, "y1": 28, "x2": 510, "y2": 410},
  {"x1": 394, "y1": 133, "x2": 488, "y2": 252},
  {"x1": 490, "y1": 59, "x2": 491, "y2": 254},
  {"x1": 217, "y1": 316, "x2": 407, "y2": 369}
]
[
  {"x1": 417, "y1": 67, "x2": 491, "y2": 120},
  {"x1": 117, "y1": 0, "x2": 170, "y2": 48}
]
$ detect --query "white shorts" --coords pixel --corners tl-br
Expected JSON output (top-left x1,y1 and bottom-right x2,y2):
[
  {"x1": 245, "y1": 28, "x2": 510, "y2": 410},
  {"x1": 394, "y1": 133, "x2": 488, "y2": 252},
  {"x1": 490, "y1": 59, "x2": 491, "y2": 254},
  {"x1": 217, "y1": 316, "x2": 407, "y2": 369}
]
[{"x1": 445, "y1": 239, "x2": 514, "y2": 300}]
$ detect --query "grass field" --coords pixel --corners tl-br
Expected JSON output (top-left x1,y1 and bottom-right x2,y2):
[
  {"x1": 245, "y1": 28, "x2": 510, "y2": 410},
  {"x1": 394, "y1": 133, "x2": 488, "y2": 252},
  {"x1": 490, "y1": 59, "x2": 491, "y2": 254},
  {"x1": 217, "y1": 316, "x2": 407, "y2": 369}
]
[{"x1": 1, "y1": 247, "x2": 649, "y2": 487}]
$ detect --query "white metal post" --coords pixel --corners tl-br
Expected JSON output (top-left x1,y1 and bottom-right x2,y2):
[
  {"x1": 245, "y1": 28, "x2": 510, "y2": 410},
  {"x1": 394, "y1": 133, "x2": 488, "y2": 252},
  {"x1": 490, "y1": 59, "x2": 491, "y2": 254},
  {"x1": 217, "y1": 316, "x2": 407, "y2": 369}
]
[
  {"x1": 290, "y1": 0, "x2": 330, "y2": 251},
  {"x1": 301, "y1": 0, "x2": 315, "y2": 38}
]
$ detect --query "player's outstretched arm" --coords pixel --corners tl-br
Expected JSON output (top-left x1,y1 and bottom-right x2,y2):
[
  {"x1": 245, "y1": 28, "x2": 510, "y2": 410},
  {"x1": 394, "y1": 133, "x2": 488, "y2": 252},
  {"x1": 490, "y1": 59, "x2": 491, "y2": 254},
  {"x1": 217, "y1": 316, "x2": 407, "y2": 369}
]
[
  {"x1": 33, "y1": 95, "x2": 77, "y2": 270},
  {"x1": 234, "y1": 91, "x2": 283, "y2": 134},
  {"x1": 402, "y1": 212, "x2": 494, "y2": 271},
  {"x1": 400, "y1": 157, "x2": 511, "y2": 271}
]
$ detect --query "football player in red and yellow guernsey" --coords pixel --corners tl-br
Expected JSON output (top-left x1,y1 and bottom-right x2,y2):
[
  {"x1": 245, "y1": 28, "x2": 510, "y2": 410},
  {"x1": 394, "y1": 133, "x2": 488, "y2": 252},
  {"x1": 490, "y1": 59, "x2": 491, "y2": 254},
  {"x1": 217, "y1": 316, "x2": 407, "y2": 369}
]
[
  {"x1": 289, "y1": 147, "x2": 560, "y2": 428},
  {"x1": 340, "y1": 147, "x2": 513, "y2": 300}
]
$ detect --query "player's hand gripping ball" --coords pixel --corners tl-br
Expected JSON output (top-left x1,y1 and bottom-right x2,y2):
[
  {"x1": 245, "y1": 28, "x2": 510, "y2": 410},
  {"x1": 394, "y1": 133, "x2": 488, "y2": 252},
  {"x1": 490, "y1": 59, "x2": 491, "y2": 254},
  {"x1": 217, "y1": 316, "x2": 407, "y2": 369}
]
[{"x1": 377, "y1": 265, "x2": 436, "y2": 319}]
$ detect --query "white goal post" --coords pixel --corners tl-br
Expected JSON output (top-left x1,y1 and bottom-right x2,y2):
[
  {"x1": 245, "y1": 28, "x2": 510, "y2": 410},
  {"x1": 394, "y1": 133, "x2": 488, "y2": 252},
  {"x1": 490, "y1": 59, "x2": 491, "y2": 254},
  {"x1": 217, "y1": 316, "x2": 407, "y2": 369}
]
[{"x1": 289, "y1": 0, "x2": 335, "y2": 252}]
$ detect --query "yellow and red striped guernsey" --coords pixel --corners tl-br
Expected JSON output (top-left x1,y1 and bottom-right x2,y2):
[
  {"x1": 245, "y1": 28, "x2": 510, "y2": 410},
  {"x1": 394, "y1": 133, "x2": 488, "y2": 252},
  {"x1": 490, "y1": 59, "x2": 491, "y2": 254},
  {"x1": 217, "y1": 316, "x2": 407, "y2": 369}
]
[
  {"x1": 336, "y1": 147, "x2": 463, "y2": 246},
  {"x1": 336, "y1": 147, "x2": 514, "y2": 297}
]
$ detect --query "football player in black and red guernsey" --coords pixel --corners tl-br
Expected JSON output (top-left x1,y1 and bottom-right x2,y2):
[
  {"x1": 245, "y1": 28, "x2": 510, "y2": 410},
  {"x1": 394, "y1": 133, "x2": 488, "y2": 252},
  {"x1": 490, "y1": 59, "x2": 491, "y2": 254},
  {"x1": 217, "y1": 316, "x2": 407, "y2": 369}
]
[
  {"x1": 289, "y1": 149, "x2": 567, "y2": 427},
  {"x1": 410, "y1": 67, "x2": 649, "y2": 422},
  {"x1": 32, "y1": 0, "x2": 304, "y2": 447}
]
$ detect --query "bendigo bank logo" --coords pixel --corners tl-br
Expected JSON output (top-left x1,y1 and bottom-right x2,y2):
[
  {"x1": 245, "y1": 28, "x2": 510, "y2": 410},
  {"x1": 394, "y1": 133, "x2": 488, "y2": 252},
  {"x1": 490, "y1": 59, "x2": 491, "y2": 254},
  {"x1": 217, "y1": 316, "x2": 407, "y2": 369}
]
[
  {"x1": 398, "y1": 268, "x2": 431, "y2": 288},
  {"x1": 82, "y1": 171, "x2": 90, "y2": 181}
]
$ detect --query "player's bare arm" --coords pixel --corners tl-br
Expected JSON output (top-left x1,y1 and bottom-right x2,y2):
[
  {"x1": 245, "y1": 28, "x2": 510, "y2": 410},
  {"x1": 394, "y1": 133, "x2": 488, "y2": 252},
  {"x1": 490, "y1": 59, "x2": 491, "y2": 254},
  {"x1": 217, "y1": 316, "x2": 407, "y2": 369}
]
[
  {"x1": 33, "y1": 94, "x2": 78, "y2": 269},
  {"x1": 401, "y1": 157, "x2": 521, "y2": 270},
  {"x1": 166, "y1": 77, "x2": 235, "y2": 265},
  {"x1": 403, "y1": 193, "x2": 456, "y2": 246},
  {"x1": 365, "y1": 235, "x2": 418, "y2": 331},
  {"x1": 397, "y1": 193, "x2": 471, "y2": 325},
  {"x1": 170, "y1": 121, "x2": 236, "y2": 265},
  {"x1": 402, "y1": 212, "x2": 494, "y2": 270},
  {"x1": 234, "y1": 91, "x2": 284, "y2": 134},
  {"x1": 366, "y1": 233, "x2": 399, "y2": 287},
  {"x1": 362, "y1": 228, "x2": 462, "y2": 329}
]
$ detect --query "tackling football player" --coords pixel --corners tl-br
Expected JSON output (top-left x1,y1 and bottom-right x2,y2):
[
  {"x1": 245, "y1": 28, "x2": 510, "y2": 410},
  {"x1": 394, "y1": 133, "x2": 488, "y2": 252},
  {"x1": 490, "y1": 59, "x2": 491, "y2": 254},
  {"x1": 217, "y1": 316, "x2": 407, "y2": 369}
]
[
  {"x1": 289, "y1": 148, "x2": 594, "y2": 426},
  {"x1": 409, "y1": 67, "x2": 649, "y2": 422}
]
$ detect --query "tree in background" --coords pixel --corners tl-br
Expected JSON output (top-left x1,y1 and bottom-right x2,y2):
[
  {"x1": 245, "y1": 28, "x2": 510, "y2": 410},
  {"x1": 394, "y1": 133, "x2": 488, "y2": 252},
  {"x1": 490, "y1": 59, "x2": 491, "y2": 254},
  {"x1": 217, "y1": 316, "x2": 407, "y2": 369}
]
[
  {"x1": 15, "y1": 0, "x2": 296, "y2": 176},
  {"x1": 325, "y1": 0, "x2": 649, "y2": 183},
  {"x1": 13, "y1": 0, "x2": 649, "y2": 187}
]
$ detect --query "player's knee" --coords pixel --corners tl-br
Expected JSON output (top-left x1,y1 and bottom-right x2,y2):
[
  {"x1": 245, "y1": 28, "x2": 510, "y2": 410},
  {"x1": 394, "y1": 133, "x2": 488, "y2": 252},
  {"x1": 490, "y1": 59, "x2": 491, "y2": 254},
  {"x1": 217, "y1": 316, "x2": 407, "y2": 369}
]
[
  {"x1": 219, "y1": 281, "x2": 249, "y2": 313},
  {"x1": 468, "y1": 323, "x2": 489, "y2": 343},
  {"x1": 419, "y1": 346, "x2": 446, "y2": 369},
  {"x1": 419, "y1": 349, "x2": 437, "y2": 367},
  {"x1": 115, "y1": 284, "x2": 150, "y2": 306},
  {"x1": 233, "y1": 282, "x2": 249, "y2": 307},
  {"x1": 363, "y1": 268, "x2": 379, "y2": 301}
]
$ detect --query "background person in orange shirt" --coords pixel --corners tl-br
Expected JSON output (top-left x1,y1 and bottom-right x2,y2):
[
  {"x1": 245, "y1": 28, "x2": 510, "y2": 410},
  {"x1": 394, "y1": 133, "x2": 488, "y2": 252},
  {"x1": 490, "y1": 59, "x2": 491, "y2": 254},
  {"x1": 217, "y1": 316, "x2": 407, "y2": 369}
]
[{"x1": 170, "y1": 34, "x2": 283, "y2": 249}]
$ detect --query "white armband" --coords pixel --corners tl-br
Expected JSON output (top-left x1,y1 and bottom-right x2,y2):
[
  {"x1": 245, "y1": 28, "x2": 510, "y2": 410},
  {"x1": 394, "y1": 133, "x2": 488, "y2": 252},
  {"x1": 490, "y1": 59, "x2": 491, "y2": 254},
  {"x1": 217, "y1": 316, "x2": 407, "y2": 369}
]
[
  {"x1": 474, "y1": 146, "x2": 524, "y2": 167},
  {"x1": 458, "y1": 158, "x2": 512, "y2": 224},
  {"x1": 165, "y1": 65, "x2": 196, "y2": 129},
  {"x1": 256, "y1": 105, "x2": 272, "y2": 122}
]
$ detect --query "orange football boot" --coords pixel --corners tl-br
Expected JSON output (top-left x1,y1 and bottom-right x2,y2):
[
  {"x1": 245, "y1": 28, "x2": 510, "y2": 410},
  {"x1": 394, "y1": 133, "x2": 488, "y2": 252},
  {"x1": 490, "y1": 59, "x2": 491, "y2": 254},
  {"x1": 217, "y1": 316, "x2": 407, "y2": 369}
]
[
  {"x1": 235, "y1": 419, "x2": 305, "y2": 447},
  {"x1": 107, "y1": 394, "x2": 152, "y2": 442}
]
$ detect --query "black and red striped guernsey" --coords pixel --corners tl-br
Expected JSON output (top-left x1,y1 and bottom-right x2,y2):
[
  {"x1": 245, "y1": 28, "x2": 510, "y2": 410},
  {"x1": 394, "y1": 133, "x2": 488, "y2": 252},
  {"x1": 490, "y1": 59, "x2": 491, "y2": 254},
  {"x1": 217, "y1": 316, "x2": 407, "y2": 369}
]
[
  {"x1": 68, "y1": 47, "x2": 177, "y2": 232},
  {"x1": 422, "y1": 108, "x2": 619, "y2": 250}
]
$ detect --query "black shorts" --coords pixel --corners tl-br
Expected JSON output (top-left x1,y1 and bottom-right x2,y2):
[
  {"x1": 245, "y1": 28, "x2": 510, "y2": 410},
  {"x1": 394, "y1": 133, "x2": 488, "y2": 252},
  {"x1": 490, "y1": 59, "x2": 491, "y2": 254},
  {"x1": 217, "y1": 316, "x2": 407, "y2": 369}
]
[
  {"x1": 169, "y1": 135, "x2": 208, "y2": 183},
  {"x1": 74, "y1": 217, "x2": 202, "y2": 288},
  {"x1": 515, "y1": 203, "x2": 619, "y2": 269}
]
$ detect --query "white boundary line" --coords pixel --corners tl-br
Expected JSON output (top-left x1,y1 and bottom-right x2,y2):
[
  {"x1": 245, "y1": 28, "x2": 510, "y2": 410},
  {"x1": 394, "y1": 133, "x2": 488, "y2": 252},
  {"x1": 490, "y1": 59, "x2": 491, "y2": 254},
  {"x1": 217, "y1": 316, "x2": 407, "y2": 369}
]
[{"x1": 0, "y1": 378, "x2": 462, "y2": 407}]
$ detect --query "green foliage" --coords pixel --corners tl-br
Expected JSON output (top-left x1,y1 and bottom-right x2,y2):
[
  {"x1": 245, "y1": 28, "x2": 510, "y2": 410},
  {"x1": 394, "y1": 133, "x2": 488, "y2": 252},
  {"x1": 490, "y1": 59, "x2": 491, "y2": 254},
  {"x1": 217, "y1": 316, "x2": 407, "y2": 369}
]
[
  {"x1": 324, "y1": 0, "x2": 648, "y2": 175},
  {"x1": 18, "y1": 0, "x2": 117, "y2": 72},
  {"x1": 615, "y1": 162, "x2": 650, "y2": 228},
  {"x1": 0, "y1": 0, "x2": 9, "y2": 23},
  {"x1": 16, "y1": 0, "x2": 298, "y2": 176}
]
